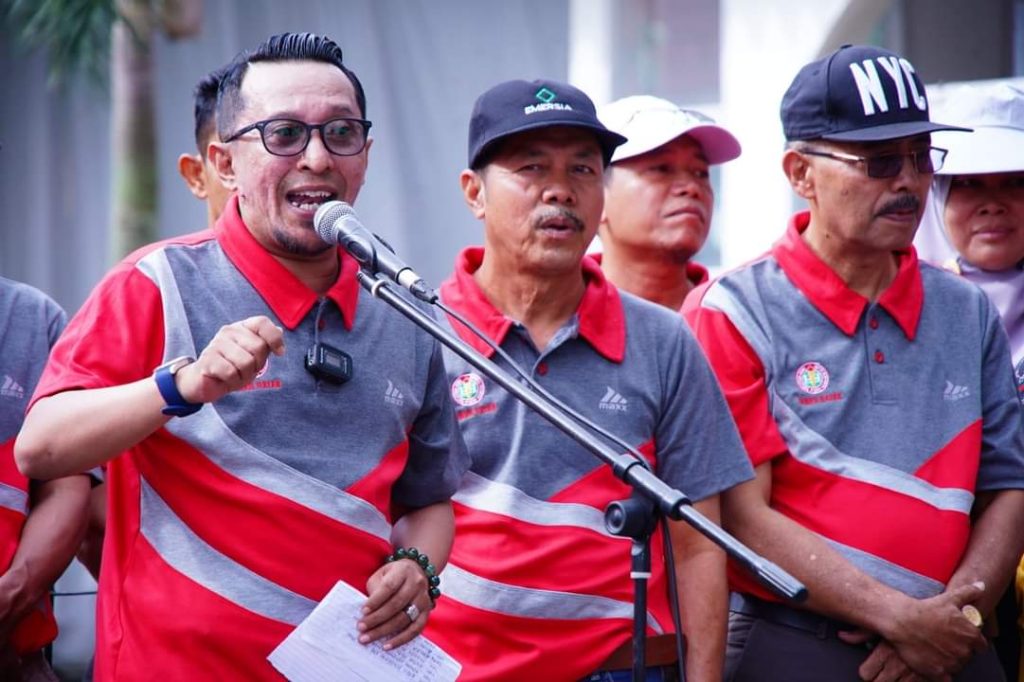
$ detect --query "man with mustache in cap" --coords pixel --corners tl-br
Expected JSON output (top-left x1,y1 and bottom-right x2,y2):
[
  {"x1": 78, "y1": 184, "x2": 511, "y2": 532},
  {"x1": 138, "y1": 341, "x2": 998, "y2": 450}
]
[
  {"x1": 425, "y1": 79, "x2": 754, "y2": 681},
  {"x1": 685, "y1": 45, "x2": 1024, "y2": 681}
]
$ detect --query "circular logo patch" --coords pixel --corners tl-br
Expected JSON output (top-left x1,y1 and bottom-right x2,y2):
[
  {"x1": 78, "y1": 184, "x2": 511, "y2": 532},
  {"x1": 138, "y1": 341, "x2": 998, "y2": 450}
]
[
  {"x1": 254, "y1": 357, "x2": 270, "y2": 379},
  {"x1": 451, "y1": 373, "x2": 486, "y2": 407},
  {"x1": 795, "y1": 362, "x2": 829, "y2": 395}
]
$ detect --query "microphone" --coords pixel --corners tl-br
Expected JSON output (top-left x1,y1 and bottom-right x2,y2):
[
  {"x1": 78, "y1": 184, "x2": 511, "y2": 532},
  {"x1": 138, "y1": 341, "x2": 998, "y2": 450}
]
[{"x1": 314, "y1": 201, "x2": 436, "y2": 302}]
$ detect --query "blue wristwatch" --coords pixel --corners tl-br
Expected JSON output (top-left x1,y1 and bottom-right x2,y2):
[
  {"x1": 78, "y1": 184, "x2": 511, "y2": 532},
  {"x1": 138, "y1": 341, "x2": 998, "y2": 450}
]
[{"x1": 154, "y1": 356, "x2": 202, "y2": 417}]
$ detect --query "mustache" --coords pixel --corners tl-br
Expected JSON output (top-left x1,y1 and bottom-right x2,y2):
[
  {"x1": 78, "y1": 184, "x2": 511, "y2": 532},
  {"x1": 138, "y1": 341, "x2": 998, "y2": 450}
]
[
  {"x1": 532, "y1": 207, "x2": 585, "y2": 232},
  {"x1": 876, "y1": 194, "x2": 921, "y2": 216}
]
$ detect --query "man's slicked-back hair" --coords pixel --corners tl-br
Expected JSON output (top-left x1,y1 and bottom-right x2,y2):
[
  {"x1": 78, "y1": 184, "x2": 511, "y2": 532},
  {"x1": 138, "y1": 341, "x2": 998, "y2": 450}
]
[
  {"x1": 194, "y1": 65, "x2": 228, "y2": 157},
  {"x1": 216, "y1": 32, "x2": 367, "y2": 141}
]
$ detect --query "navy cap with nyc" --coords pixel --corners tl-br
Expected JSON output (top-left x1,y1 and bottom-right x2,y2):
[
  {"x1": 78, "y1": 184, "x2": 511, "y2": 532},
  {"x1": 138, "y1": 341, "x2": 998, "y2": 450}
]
[
  {"x1": 467, "y1": 78, "x2": 627, "y2": 169},
  {"x1": 781, "y1": 44, "x2": 970, "y2": 142}
]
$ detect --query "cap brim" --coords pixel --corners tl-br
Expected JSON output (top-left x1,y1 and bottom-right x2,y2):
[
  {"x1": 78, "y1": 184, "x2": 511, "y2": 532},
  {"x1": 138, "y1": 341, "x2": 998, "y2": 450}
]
[
  {"x1": 821, "y1": 120, "x2": 972, "y2": 142},
  {"x1": 472, "y1": 120, "x2": 627, "y2": 168},
  {"x1": 933, "y1": 126, "x2": 1024, "y2": 175},
  {"x1": 612, "y1": 124, "x2": 741, "y2": 165}
]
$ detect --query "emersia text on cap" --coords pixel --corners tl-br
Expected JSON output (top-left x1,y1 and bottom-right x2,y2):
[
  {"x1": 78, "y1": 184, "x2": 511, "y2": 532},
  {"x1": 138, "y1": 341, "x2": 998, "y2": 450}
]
[
  {"x1": 524, "y1": 87, "x2": 574, "y2": 115},
  {"x1": 525, "y1": 102, "x2": 574, "y2": 115},
  {"x1": 851, "y1": 56, "x2": 927, "y2": 117}
]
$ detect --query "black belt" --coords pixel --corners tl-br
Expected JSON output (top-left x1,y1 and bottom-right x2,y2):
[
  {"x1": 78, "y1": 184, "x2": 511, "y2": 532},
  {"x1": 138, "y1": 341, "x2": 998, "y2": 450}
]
[
  {"x1": 730, "y1": 592, "x2": 859, "y2": 640},
  {"x1": 596, "y1": 634, "x2": 680, "y2": 670}
]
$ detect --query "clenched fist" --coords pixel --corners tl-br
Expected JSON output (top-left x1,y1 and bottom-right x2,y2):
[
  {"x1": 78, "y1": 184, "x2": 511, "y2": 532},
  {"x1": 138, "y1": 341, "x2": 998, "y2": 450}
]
[{"x1": 176, "y1": 316, "x2": 286, "y2": 404}]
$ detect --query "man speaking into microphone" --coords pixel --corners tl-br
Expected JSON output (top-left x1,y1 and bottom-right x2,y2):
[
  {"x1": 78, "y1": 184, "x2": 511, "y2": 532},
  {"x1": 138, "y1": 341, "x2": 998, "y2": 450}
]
[
  {"x1": 16, "y1": 32, "x2": 467, "y2": 680},
  {"x1": 314, "y1": 200, "x2": 436, "y2": 302},
  {"x1": 423, "y1": 78, "x2": 754, "y2": 682}
]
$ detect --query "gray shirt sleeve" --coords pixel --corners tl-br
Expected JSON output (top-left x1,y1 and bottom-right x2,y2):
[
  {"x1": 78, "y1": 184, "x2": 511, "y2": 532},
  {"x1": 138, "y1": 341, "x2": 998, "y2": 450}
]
[
  {"x1": 0, "y1": 278, "x2": 66, "y2": 441},
  {"x1": 654, "y1": 320, "x2": 755, "y2": 502},
  {"x1": 391, "y1": 337, "x2": 470, "y2": 508}
]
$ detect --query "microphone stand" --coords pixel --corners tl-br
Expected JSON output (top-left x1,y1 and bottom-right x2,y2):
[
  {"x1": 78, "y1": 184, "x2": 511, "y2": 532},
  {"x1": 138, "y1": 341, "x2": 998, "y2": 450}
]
[{"x1": 358, "y1": 272, "x2": 806, "y2": 682}]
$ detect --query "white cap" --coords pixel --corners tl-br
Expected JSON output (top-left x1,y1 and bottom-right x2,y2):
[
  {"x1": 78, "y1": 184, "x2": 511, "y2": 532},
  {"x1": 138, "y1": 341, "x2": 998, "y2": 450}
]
[
  {"x1": 597, "y1": 95, "x2": 742, "y2": 165},
  {"x1": 933, "y1": 81, "x2": 1024, "y2": 175}
]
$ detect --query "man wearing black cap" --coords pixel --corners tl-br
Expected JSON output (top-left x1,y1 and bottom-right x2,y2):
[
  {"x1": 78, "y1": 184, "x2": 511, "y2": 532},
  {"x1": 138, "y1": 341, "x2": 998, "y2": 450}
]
[
  {"x1": 685, "y1": 45, "x2": 1024, "y2": 680},
  {"x1": 423, "y1": 79, "x2": 754, "y2": 681}
]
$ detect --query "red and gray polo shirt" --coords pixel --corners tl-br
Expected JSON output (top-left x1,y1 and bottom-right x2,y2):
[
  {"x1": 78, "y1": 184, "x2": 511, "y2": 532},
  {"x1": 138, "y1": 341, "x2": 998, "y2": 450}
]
[
  {"x1": 424, "y1": 247, "x2": 753, "y2": 682},
  {"x1": 32, "y1": 196, "x2": 468, "y2": 680},
  {"x1": 0, "y1": 278, "x2": 65, "y2": 653},
  {"x1": 589, "y1": 252, "x2": 710, "y2": 293},
  {"x1": 684, "y1": 211, "x2": 1024, "y2": 602}
]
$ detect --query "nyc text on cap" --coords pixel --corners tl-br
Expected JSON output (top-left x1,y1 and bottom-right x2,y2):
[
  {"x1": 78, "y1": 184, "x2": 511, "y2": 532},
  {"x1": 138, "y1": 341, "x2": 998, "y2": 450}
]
[
  {"x1": 467, "y1": 79, "x2": 627, "y2": 168},
  {"x1": 781, "y1": 44, "x2": 970, "y2": 142}
]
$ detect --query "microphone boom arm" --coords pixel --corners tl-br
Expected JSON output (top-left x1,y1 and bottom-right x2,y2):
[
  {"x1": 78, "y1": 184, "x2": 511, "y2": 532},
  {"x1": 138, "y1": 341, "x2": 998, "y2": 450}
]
[{"x1": 357, "y1": 271, "x2": 807, "y2": 602}]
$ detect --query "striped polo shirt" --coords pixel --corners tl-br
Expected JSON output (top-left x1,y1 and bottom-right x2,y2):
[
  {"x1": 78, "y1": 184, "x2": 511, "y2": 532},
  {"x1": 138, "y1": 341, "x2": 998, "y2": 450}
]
[
  {"x1": 424, "y1": 248, "x2": 753, "y2": 681},
  {"x1": 0, "y1": 277, "x2": 65, "y2": 652},
  {"x1": 685, "y1": 211, "x2": 1024, "y2": 602},
  {"x1": 32, "y1": 196, "x2": 469, "y2": 680}
]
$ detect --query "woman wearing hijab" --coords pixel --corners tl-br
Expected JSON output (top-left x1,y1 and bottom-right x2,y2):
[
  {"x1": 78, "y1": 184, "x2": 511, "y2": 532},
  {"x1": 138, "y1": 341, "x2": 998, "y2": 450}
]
[{"x1": 921, "y1": 79, "x2": 1024, "y2": 682}]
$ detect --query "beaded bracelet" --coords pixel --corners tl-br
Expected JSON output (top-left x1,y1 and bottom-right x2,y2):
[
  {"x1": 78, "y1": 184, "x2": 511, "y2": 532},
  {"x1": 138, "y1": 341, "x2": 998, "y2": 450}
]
[{"x1": 384, "y1": 547, "x2": 442, "y2": 604}]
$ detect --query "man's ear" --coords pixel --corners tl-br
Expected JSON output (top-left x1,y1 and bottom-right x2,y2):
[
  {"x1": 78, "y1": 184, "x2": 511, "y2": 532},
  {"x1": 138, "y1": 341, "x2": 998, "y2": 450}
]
[
  {"x1": 599, "y1": 181, "x2": 613, "y2": 234},
  {"x1": 461, "y1": 169, "x2": 486, "y2": 220},
  {"x1": 177, "y1": 153, "x2": 208, "y2": 200},
  {"x1": 207, "y1": 141, "x2": 239, "y2": 191},
  {"x1": 782, "y1": 148, "x2": 815, "y2": 201}
]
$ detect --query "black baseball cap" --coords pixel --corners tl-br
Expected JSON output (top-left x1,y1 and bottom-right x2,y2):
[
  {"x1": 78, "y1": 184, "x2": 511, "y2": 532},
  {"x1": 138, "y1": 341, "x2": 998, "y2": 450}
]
[
  {"x1": 467, "y1": 78, "x2": 627, "y2": 168},
  {"x1": 781, "y1": 44, "x2": 970, "y2": 142}
]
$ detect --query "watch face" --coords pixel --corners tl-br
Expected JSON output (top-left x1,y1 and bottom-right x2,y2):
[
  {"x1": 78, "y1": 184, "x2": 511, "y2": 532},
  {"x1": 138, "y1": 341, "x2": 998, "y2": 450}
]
[
  {"x1": 166, "y1": 356, "x2": 195, "y2": 375},
  {"x1": 155, "y1": 356, "x2": 202, "y2": 416}
]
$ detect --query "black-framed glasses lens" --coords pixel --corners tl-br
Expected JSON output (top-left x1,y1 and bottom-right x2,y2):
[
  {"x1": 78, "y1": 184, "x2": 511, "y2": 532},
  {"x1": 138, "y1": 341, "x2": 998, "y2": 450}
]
[
  {"x1": 866, "y1": 148, "x2": 946, "y2": 178},
  {"x1": 261, "y1": 118, "x2": 370, "y2": 156}
]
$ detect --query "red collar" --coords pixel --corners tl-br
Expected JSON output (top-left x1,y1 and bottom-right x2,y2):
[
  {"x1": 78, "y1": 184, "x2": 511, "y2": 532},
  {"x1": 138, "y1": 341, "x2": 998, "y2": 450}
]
[
  {"x1": 439, "y1": 248, "x2": 626, "y2": 362},
  {"x1": 215, "y1": 195, "x2": 360, "y2": 330},
  {"x1": 589, "y1": 252, "x2": 709, "y2": 289},
  {"x1": 685, "y1": 261, "x2": 710, "y2": 287},
  {"x1": 772, "y1": 211, "x2": 923, "y2": 339}
]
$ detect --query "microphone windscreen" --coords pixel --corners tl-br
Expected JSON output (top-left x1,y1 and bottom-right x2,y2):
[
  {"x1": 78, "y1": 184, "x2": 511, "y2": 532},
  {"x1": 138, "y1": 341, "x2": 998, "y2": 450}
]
[{"x1": 313, "y1": 201, "x2": 356, "y2": 243}]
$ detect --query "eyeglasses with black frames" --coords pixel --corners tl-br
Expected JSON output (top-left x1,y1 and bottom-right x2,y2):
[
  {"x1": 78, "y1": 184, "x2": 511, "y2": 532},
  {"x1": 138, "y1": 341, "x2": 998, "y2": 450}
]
[
  {"x1": 798, "y1": 146, "x2": 948, "y2": 179},
  {"x1": 224, "y1": 117, "x2": 372, "y2": 157}
]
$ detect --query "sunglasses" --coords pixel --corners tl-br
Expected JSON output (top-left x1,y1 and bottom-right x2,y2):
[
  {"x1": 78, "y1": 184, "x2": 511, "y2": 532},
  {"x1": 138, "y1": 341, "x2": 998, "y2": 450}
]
[{"x1": 799, "y1": 147, "x2": 947, "y2": 179}]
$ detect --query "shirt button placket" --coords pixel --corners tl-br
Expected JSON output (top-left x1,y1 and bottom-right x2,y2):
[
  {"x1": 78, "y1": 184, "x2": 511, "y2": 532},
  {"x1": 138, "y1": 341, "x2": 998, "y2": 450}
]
[{"x1": 866, "y1": 308, "x2": 895, "y2": 403}]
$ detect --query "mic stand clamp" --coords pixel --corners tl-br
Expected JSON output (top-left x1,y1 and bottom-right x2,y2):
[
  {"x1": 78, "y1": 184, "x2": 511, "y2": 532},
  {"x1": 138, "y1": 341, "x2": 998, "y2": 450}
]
[{"x1": 606, "y1": 493, "x2": 659, "y2": 682}]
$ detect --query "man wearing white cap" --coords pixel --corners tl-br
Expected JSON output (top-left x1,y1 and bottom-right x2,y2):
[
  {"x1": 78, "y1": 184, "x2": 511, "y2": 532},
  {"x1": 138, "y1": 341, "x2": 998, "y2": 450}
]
[{"x1": 596, "y1": 96, "x2": 741, "y2": 310}]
